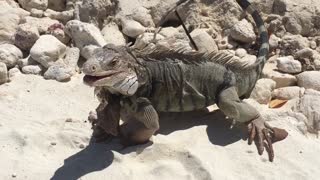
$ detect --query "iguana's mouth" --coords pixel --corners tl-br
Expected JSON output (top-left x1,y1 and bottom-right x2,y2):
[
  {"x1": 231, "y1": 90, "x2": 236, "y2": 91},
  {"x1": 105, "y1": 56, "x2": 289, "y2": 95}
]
[{"x1": 83, "y1": 70, "x2": 120, "y2": 86}]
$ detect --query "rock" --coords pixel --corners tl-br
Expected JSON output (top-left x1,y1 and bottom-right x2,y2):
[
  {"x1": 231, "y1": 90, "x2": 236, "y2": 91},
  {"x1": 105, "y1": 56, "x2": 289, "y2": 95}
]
[
  {"x1": 272, "y1": 86, "x2": 305, "y2": 100},
  {"x1": 46, "y1": 23, "x2": 70, "y2": 44},
  {"x1": 22, "y1": 65, "x2": 43, "y2": 75},
  {"x1": 81, "y1": 45, "x2": 100, "y2": 60},
  {"x1": 314, "y1": 60, "x2": 320, "y2": 69},
  {"x1": 250, "y1": 78, "x2": 276, "y2": 104},
  {"x1": 190, "y1": 29, "x2": 218, "y2": 53},
  {"x1": 280, "y1": 34, "x2": 310, "y2": 56},
  {"x1": 76, "y1": 0, "x2": 116, "y2": 28},
  {"x1": 11, "y1": 173, "x2": 17, "y2": 178},
  {"x1": 121, "y1": 19, "x2": 146, "y2": 38},
  {"x1": 17, "y1": 56, "x2": 38, "y2": 68},
  {"x1": 22, "y1": 16, "x2": 59, "y2": 34},
  {"x1": 65, "y1": 20, "x2": 106, "y2": 52},
  {"x1": 239, "y1": 54, "x2": 256, "y2": 66},
  {"x1": 251, "y1": 0, "x2": 275, "y2": 14},
  {"x1": 50, "y1": 142, "x2": 57, "y2": 146},
  {"x1": 235, "y1": 48, "x2": 247, "y2": 58},
  {"x1": 0, "y1": 44, "x2": 23, "y2": 68},
  {"x1": 230, "y1": 19, "x2": 256, "y2": 43},
  {"x1": 101, "y1": 21, "x2": 127, "y2": 46},
  {"x1": 132, "y1": 7, "x2": 154, "y2": 27},
  {"x1": 44, "y1": 9, "x2": 74, "y2": 23},
  {"x1": 310, "y1": 41, "x2": 317, "y2": 49},
  {"x1": 44, "y1": 65, "x2": 73, "y2": 82},
  {"x1": 14, "y1": 23, "x2": 40, "y2": 50},
  {"x1": 18, "y1": 0, "x2": 48, "y2": 11},
  {"x1": 263, "y1": 62, "x2": 297, "y2": 88},
  {"x1": 0, "y1": 1, "x2": 30, "y2": 43},
  {"x1": 64, "y1": 47, "x2": 80, "y2": 72},
  {"x1": 296, "y1": 71, "x2": 320, "y2": 91},
  {"x1": 30, "y1": 35, "x2": 66, "y2": 68},
  {"x1": 269, "y1": 34, "x2": 280, "y2": 50},
  {"x1": 294, "y1": 48, "x2": 314, "y2": 59},
  {"x1": 134, "y1": 33, "x2": 164, "y2": 50},
  {"x1": 30, "y1": 8, "x2": 44, "y2": 17},
  {"x1": 8, "y1": 67, "x2": 22, "y2": 78},
  {"x1": 276, "y1": 56, "x2": 302, "y2": 73},
  {"x1": 159, "y1": 27, "x2": 180, "y2": 38},
  {"x1": 292, "y1": 89, "x2": 320, "y2": 133},
  {"x1": 0, "y1": 62, "x2": 8, "y2": 85},
  {"x1": 48, "y1": 0, "x2": 66, "y2": 11}
]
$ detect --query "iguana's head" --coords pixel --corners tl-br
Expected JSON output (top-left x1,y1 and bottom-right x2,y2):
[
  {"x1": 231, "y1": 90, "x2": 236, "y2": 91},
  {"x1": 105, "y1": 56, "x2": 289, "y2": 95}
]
[{"x1": 82, "y1": 44, "x2": 139, "y2": 96}]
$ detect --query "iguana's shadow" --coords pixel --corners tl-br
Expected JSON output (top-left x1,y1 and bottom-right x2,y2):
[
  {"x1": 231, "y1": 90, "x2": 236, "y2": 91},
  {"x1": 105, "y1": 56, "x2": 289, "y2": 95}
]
[
  {"x1": 50, "y1": 138, "x2": 152, "y2": 180},
  {"x1": 157, "y1": 109, "x2": 246, "y2": 146}
]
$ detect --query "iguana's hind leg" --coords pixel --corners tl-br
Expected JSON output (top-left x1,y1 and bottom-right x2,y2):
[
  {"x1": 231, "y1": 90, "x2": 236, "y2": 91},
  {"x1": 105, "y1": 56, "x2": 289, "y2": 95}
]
[
  {"x1": 217, "y1": 86, "x2": 288, "y2": 162},
  {"x1": 120, "y1": 97, "x2": 160, "y2": 146}
]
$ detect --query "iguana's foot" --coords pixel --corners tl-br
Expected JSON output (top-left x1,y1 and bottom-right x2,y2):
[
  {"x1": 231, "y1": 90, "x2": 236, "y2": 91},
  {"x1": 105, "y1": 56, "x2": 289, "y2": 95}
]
[
  {"x1": 247, "y1": 118, "x2": 288, "y2": 162},
  {"x1": 92, "y1": 125, "x2": 114, "y2": 143}
]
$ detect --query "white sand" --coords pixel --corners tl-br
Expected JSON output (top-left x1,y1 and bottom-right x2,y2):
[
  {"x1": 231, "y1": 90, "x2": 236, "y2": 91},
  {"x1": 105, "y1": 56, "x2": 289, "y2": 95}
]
[{"x1": 0, "y1": 74, "x2": 320, "y2": 180}]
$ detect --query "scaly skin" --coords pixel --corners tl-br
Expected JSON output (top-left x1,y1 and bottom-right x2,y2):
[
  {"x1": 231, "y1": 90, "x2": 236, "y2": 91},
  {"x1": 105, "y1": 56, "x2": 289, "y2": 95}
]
[{"x1": 82, "y1": 0, "x2": 288, "y2": 162}]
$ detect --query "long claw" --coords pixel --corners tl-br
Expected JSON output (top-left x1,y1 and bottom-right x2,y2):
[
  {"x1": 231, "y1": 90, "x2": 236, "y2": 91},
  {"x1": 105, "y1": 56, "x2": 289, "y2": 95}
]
[
  {"x1": 257, "y1": 129, "x2": 264, "y2": 155},
  {"x1": 248, "y1": 123, "x2": 256, "y2": 145},
  {"x1": 263, "y1": 129, "x2": 274, "y2": 162}
]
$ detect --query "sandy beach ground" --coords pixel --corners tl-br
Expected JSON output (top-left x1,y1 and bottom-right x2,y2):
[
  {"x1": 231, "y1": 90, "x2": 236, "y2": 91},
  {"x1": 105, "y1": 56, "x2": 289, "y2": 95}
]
[{"x1": 0, "y1": 74, "x2": 319, "y2": 180}]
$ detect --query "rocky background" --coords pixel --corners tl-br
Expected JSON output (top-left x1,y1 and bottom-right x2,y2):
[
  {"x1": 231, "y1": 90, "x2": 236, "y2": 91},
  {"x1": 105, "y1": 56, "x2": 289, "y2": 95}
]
[{"x1": 0, "y1": 0, "x2": 319, "y2": 135}]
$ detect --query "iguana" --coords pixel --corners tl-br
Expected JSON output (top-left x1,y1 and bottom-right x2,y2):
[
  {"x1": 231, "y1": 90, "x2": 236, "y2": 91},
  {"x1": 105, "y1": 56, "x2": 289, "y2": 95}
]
[{"x1": 82, "y1": 0, "x2": 288, "y2": 162}]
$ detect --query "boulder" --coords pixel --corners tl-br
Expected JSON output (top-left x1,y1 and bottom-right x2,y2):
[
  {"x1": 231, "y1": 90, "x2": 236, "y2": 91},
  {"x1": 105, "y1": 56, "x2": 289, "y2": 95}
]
[
  {"x1": 30, "y1": 35, "x2": 66, "y2": 68},
  {"x1": 230, "y1": 19, "x2": 256, "y2": 44},
  {"x1": 250, "y1": 78, "x2": 276, "y2": 104},
  {"x1": 14, "y1": 23, "x2": 40, "y2": 50},
  {"x1": 276, "y1": 56, "x2": 302, "y2": 74},
  {"x1": 272, "y1": 86, "x2": 305, "y2": 100},
  {"x1": 121, "y1": 19, "x2": 146, "y2": 38},
  {"x1": 296, "y1": 71, "x2": 320, "y2": 91},
  {"x1": 190, "y1": 29, "x2": 218, "y2": 53},
  {"x1": 101, "y1": 21, "x2": 127, "y2": 46},
  {"x1": 0, "y1": 44, "x2": 23, "y2": 68}
]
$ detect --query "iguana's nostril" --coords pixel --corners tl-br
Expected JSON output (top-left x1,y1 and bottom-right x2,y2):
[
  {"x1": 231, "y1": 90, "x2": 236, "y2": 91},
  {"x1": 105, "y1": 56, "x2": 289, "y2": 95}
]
[{"x1": 91, "y1": 65, "x2": 96, "y2": 72}]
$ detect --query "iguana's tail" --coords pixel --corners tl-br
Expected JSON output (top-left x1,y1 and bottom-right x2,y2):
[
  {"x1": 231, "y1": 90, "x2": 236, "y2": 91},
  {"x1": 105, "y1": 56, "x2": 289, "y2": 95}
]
[{"x1": 236, "y1": 0, "x2": 269, "y2": 72}]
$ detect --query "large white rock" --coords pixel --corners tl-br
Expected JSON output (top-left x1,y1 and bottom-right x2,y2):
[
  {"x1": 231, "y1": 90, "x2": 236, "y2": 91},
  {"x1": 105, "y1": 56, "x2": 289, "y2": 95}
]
[
  {"x1": 18, "y1": 0, "x2": 48, "y2": 11},
  {"x1": 263, "y1": 61, "x2": 297, "y2": 88},
  {"x1": 101, "y1": 21, "x2": 127, "y2": 46},
  {"x1": 190, "y1": 29, "x2": 218, "y2": 53},
  {"x1": 121, "y1": 19, "x2": 146, "y2": 38},
  {"x1": 0, "y1": 1, "x2": 30, "y2": 43},
  {"x1": 30, "y1": 35, "x2": 66, "y2": 68},
  {"x1": 276, "y1": 56, "x2": 302, "y2": 74},
  {"x1": 272, "y1": 86, "x2": 305, "y2": 100},
  {"x1": 250, "y1": 78, "x2": 276, "y2": 104},
  {"x1": 292, "y1": 89, "x2": 320, "y2": 132},
  {"x1": 0, "y1": 62, "x2": 8, "y2": 85},
  {"x1": 0, "y1": 44, "x2": 23, "y2": 68},
  {"x1": 65, "y1": 20, "x2": 106, "y2": 52},
  {"x1": 230, "y1": 19, "x2": 256, "y2": 43},
  {"x1": 296, "y1": 71, "x2": 320, "y2": 91},
  {"x1": 14, "y1": 23, "x2": 40, "y2": 50}
]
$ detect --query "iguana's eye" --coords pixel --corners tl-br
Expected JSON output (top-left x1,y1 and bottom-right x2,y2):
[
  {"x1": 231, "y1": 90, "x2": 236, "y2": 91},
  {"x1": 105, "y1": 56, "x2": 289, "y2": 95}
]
[{"x1": 110, "y1": 58, "x2": 118, "y2": 66}]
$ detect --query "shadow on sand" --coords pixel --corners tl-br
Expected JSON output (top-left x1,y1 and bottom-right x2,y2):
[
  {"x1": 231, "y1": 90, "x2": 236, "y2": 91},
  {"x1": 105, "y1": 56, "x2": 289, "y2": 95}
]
[{"x1": 51, "y1": 109, "x2": 246, "y2": 180}]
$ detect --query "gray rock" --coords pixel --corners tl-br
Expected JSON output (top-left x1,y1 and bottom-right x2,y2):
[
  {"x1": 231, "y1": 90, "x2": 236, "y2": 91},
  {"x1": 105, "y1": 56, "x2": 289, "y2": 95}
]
[
  {"x1": 22, "y1": 65, "x2": 43, "y2": 75},
  {"x1": 296, "y1": 71, "x2": 320, "y2": 91},
  {"x1": 230, "y1": 19, "x2": 256, "y2": 43},
  {"x1": 30, "y1": 35, "x2": 66, "y2": 68},
  {"x1": 65, "y1": 20, "x2": 106, "y2": 52},
  {"x1": 310, "y1": 41, "x2": 317, "y2": 49},
  {"x1": 0, "y1": 62, "x2": 8, "y2": 85},
  {"x1": 250, "y1": 78, "x2": 276, "y2": 104},
  {"x1": 276, "y1": 56, "x2": 302, "y2": 73},
  {"x1": 64, "y1": 47, "x2": 80, "y2": 72},
  {"x1": 101, "y1": 21, "x2": 127, "y2": 46},
  {"x1": 14, "y1": 23, "x2": 40, "y2": 50},
  {"x1": 18, "y1": 0, "x2": 48, "y2": 11},
  {"x1": 295, "y1": 48, "x2": 314, "y2": 59},
  {"x1": 17, "y1": 56, "x2": 38, "y2": 68},
  {"x1": 159, "y1": 27, "x2": 180, "y2": 38},
  {"x1": 190, "y1": 29, "x2": 218, "y2": 53},
  {"x1": 48, "y1": 0, "x2": 66, "y2": 11},
  {"x1": 272, "y1": 86, "x2": 305, "y2": 100},
  {"x1": 132, "y1": 6, "x2": 154, "y2": 27},
  {"x1": 269, "y1": 34, "x2": 280, "y2": 50},
  {"x1": 134, "y1": 33, "x2": 164, "y2": 50},
  {"x1": 121, "y1": 19, "x2": 146, "y2": 38},
  {"x1": 44, "y1": 9, "x2": 74, "y2": 23},
  {"x1": 0, "y1": 44, "x2": 23, "y2": 68},
  {"x1": 44, "y1": 65, "x2": 73, "y2": 82},
  {"x1": 280, "y1": 34, "x2": 310, "y2": 56},
  {"x1": 30, "y1": 8, "x2": 44, "y2": 17},
  {"x1": 263, "y1": 62, "x2": 297, "y2": 88},
  {"x1": 81, "y1": 45, "x2": 100, "y2": 60}
]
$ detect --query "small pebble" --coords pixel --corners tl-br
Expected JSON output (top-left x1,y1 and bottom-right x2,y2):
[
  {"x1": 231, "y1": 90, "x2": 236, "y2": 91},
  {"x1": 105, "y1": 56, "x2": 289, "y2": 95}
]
[
  {"x1": 12, "y1": 173, "x2": 17, "y2": 178},
  {"x1": 65, "y1": 118, "x2": 73, "y2": 122},
  {"x1": 79, "y1": 144, "x2": 85, "y2": 149},
  {"x1": 50, "y1": 142, "x2": 57, "y2": 146}
]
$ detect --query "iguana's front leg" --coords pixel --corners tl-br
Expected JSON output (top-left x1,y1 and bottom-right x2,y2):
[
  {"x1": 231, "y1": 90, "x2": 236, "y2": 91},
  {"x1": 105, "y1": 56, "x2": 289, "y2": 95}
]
[
  {"x1": 217, "y1": 86, "x2": 288, "y2": 162},
  {"x1": 90, "y1": 89, "x2": 121, "y2": 142},
  {"x1": 119, "y1": 97, "x2": 160, "y2": 146}
]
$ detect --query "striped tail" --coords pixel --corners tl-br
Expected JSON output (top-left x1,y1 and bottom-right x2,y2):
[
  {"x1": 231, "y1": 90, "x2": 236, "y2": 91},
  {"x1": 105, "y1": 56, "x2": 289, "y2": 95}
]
[{"x1": 236, "y1": 0, "x2": 269, "y2": 74}]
